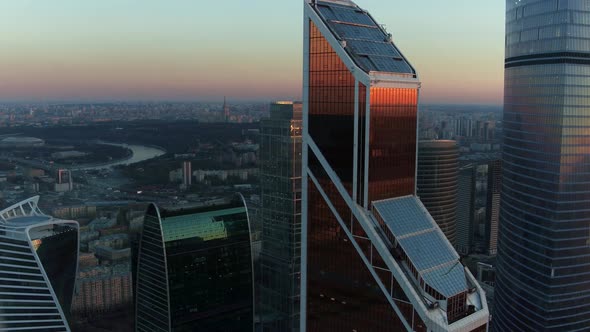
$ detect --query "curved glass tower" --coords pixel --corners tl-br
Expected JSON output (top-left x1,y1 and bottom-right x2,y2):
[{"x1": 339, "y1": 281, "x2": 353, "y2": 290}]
[
  {"x1": 417, "y1": 140, "x2": 459, "y2": 245},
  {"x1": 135, "y1": 194, "x2": 254, "y2": 332},
  {"x1": 0, "y1": 196, "x2": 79, "y2": 332},
  {"x1": 495, "y1": 1, "x2": 590, "y2": 330}
]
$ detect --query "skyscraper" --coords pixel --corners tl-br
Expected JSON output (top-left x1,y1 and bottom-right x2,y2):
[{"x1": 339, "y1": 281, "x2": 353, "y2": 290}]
[
  {"x1": 182, "y1": 161, "x2": 192, "y2": 189},
  {"x1": 302, "y1": 1, "x2": 488, "y2": 331},
  {"x1": 417, "y1": 140, "x2": 460, "y2": 245},
  {"x1": 135, "y1": 195, "x2": 254, "y2": 332},
  {"x1": 0, "y1": 196, "x2": 79, "y2": 332},
  {"x1": 495, "y1": 1, "x2": 590, "y2": 330},
  {"x1": 456, "y1": 164, "x2": 476, "y2": 255},
  {"x1": 223, "y1": 96, "x2": 231, "y2": 123},
  {"x1": 484, "y1": 160, "x2": 500, "y2": 256},
  {"x1": 259, "y1": 101, "x2": 302, "y2": 331}
]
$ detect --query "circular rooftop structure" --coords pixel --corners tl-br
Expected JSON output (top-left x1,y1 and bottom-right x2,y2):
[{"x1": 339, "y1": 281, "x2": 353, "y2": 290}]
[
  {"x1": 0, "y1": 136, "x2": 45, "y2": 148},
  {"x1": 4, "y1": 215, "x2": 52, "y2": 226},
  {"x1": 0, "y1": 196, "x2": 52, "y2": 227}
]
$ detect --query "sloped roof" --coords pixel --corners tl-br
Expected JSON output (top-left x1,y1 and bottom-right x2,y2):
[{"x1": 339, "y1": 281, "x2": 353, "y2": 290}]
[
  {"x1": 313, "y1": 0, "x2": 415, "y2": 75},
  {"x1": 373, "y1": 196, "x2": 467, "y2": 298}
]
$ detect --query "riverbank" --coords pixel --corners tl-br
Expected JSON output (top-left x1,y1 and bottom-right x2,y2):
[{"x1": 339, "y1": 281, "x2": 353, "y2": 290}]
[{"x1": 73, "y1": 142, "x2": 166, "y2": 171}]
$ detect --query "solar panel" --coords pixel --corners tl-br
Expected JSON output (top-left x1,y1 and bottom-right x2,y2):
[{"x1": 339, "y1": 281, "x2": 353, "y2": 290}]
[
  {"x1": 331, "y1": 23, "x2": 385, "y2": 41},
  {"x1": 317, "y1": 3, "x2": 376, "y2": 26},
  {"x1": 347, "y1": 40, "x2": 401, "y2": 57},
  {"x1": 314, "y1": 1, "x2": 415, "y2": 75},
  {"x1": 354, "y1": 56, "x2": 374, "y2": 73},
  {"x1": 332, "y1": 8, "x2": 376, "y2": 26},
  {"x1": 373, "y1": 197, "x2": 433, "y2": 237},
  {"x1": 422, "y1": 263, "x2": 468, "y2": 298},
  {"x1": 397, "y1": 230, "x2": 459, "y2": 272},
  {"x1": 316, "y1": 5, "x2": 339, "y2": 21},
  {"x1": 370, "y1": 56, "x2": 413, "y2": 73}
]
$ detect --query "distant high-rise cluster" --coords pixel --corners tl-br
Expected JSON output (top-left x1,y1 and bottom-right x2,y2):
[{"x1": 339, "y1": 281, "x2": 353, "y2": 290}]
[
  {"x1": 494, "y1": 0, "x2": 590, "y2": 330},
  {"x1": 300, "y1": 1, "x2": 489, "y2": 331},
  {"x1": 0, "y1": 196, "x2": 79, "y2": 332}
]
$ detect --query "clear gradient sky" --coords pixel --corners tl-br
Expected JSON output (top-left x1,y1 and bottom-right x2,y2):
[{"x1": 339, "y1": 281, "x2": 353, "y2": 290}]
[{"x1": 0, "y1": 1, "x2": 505, "y2": 104}]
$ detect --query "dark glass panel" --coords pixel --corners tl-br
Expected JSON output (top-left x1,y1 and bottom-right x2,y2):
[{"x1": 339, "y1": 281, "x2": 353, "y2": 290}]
[
  {"x1": 307, "y1": 178, "x2": 405, "y2": 332},
  {"x1": 309, "y1": 21, "x2": 355, "y2": 193},
  {"x1": 34, "y1": 224, "x2": 78, "y2": 320},
  {"x1": 164, "y1": 199, "x2": 253, "y2": 332}
]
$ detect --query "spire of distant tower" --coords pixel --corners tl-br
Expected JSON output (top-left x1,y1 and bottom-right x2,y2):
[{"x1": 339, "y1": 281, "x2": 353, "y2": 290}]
[{"x1": 223, "y1": 96, "x2": 230, "y2": 123}]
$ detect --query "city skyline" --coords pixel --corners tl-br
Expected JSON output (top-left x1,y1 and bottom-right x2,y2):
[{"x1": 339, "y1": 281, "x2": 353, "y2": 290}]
[{"x1": 0, "y1": 0, "x2": 504, "y2": 105}]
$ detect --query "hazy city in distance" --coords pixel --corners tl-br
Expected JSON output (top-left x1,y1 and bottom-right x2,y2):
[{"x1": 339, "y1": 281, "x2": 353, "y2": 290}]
[{"x1": 1, "y1": 1, "x2": 589, "y2": 332}]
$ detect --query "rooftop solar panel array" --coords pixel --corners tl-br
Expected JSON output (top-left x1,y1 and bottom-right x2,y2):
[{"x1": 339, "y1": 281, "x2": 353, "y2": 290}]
[
  {"x1": 331, "y1": 24, "x2": 384, "y2": 41},
  {"x1": 397, "y1": 230, "x2": 460, "y2": 272},
  {"x1": 372, "y1": 196, "x2": 467, "y2": 298},
  {"x1": 347, "y1": 40, "x2": 402, "y2": 58},
  {"x1": 316, "y1": 2, "x2": 376, "y2": 26},
  {"x1": 315, "y1": 1, "x2": 415, "y2": 75},
  {"x1": 373, "y1": 196, "x2": 433, "y2": 237}
]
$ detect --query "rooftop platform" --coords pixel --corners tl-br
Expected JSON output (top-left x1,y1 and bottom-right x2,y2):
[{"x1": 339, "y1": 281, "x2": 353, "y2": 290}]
[{"x1": 373, "y1": 196, "x2": 467, "y2": 298}]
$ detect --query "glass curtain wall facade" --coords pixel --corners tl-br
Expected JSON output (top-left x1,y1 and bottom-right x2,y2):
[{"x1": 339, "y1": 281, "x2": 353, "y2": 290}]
[
  {"x1": 485, "y1": 159, "x2": 501, "y2": 256},
  {"x1": 135, "y1": 195, "x2": 254, "y2": 332},
  {"x1": 495, "y1": 1, "x2": 590, "y2": 330},
  {"x1": 0, "y1": 196, "x2": 79, "y2": 332},
  {"x1": 456, "y1": 164, "x2": 476, "y2": 255},
  {"x1": 302, "y1": 1, "x2": 489, "y2": 331},
  {"x1": 259, "y1": 102, "x2": 302, "y2": 332},
  {"x1": 417, "y1": 140, "x2": 459, "y2": 245}
]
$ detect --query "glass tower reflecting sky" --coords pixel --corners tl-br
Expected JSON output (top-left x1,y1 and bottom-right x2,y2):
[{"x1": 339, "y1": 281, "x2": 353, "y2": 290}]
[
  {"x1": 302, "y1": 1, "x2": 489, "y2": 331},
  {"x1": 495, "y1": 1, "x2": 590, "y2": 330}
]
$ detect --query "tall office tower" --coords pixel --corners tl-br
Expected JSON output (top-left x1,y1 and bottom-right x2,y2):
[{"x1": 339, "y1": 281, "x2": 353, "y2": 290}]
[
  {"x1": 484, "y1": 160, "x2": 500, "y2": 256},
  {"x1": 417, "y1": 140, "x2": 460, "y2": 245},
  {"x1": 495, "y1": 1, "x2": 590, "y2": 330},
  {"x1": 259, "y1": 101, "x2": 303, "y2": 331},
  {"x1": 223, "y1": 96, "x2": 231, "y2": 122},
  {"x1": 456, "y1": 164, "x2": 476, "y2": 255},
  {"x1": 302, "y1": 1, "x2": 489, "y2": 331},
  {"x1": 0, "y1": 196, "x2": 79, "y2": 332},
  {"x1": 182, "y1": 161, "x2": 192, "y2": 189},
  {"x1": 135, "y1": 195, "x2": 254, "y2": 332}
]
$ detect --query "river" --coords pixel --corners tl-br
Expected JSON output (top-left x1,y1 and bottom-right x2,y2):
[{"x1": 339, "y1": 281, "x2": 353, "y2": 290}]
[{"x1": 75, "y1": 143, "x2": 166, "y2": 170}]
